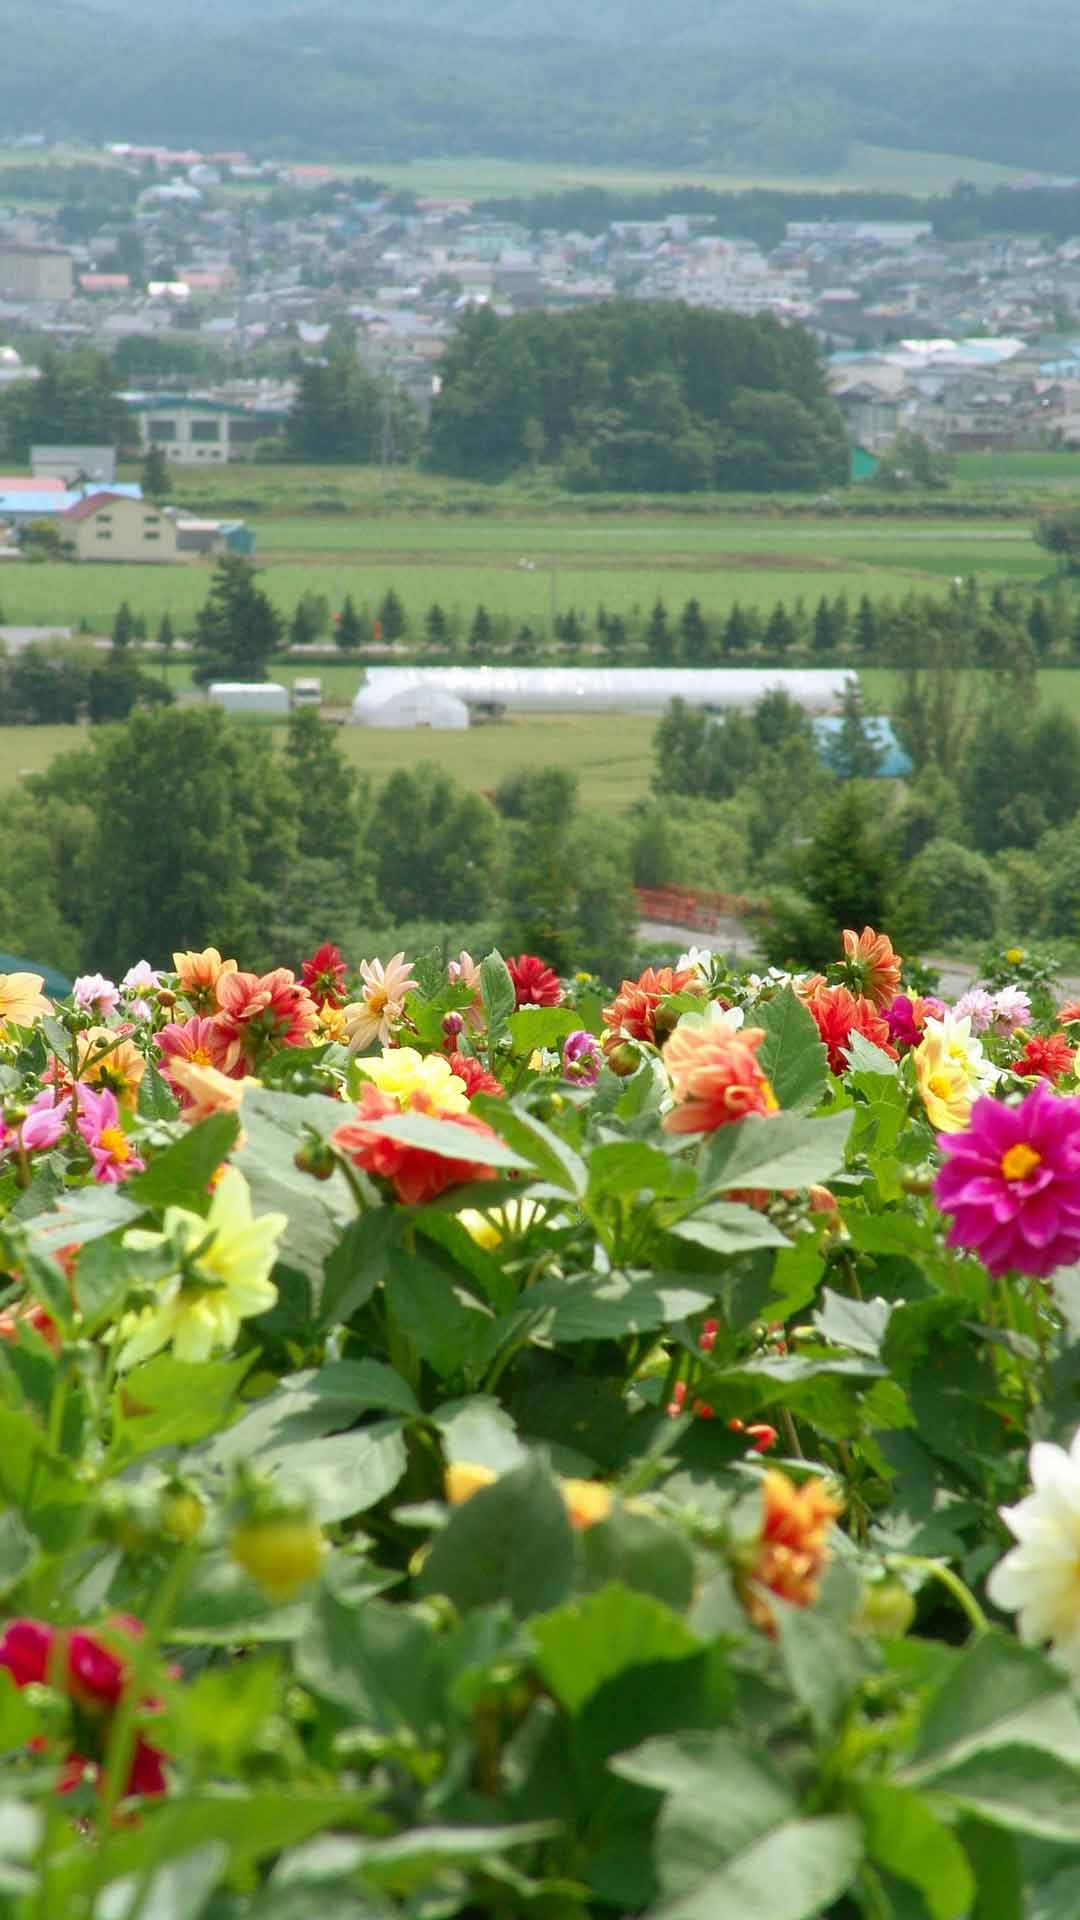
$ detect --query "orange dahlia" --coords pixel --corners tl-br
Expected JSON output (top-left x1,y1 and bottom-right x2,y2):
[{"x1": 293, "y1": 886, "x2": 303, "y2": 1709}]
[
  {"x1": 662, "y1": 1021, "x2": 778, "y2": 1134},
  {"x1": 172, "y1": 948, "x2": 238, "y2": 1013},
  {"x1": 211, "y1": 969, "x2": 319, "y2": 1073},
  {"x1": 804, "y1": 984, "x2": 897, "y2": 1077},
  {"x1": 740, "y1": 1469, "x2": 843, "y2": 1631},
  {"x1": 602, "y1": 965, "x2": 699, "y2": 1054},
  {"x1": 332, "y1": 1084, "x2": 497, "y2": 1207},
  {"x1": 838, "y1": 926, "x2": 902, "y2": 1009}
]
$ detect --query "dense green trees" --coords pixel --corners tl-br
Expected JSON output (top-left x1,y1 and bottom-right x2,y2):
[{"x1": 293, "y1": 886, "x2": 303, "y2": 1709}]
[
  {"x1": 428, "y1": 303, "x2": 848, "y2": 493},
  {"x1": 286, "y1": 354, "x2": 421, "y2": 463},
  {"x1": 0, "y1": 350, "x2": 130, "y2": 459}
]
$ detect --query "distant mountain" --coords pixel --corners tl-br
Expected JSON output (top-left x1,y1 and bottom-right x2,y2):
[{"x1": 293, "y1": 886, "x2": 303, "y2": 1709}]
[{"x1": 6, "y1": 0, "x2": 1080, "y2": 177}]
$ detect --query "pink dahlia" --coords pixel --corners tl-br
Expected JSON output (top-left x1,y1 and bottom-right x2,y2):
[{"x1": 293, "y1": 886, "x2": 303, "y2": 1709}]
[{"x1": 934, "y1": 1082, "x2": 1080, "y2": 1278}]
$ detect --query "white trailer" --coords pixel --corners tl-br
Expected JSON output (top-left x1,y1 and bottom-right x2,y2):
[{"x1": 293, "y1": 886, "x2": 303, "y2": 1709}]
[{"x1": 208, "y1": 681, "x2": 290, "y2": 719}]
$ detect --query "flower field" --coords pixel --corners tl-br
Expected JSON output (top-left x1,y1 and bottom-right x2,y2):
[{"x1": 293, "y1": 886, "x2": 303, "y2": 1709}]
[{"x1": 3, "y1": 930, "x2": 1080, "y2": 1915}]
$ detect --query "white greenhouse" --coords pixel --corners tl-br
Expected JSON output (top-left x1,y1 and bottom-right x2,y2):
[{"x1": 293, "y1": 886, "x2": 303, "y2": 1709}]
[
  {"x1": 356, "y1": 683, "x2": 470, "y2": 730},
  {"x1": 351, "y1": 666, "x2": 853, "y2": 725},
  {"x1": 208, "y1": 681, "x2": 290, "y2": 718}
]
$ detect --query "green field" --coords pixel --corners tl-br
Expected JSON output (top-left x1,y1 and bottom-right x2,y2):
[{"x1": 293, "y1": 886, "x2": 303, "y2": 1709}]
[{"x1": 0, "y1": 496, "x2": 1062, "y2": 635}]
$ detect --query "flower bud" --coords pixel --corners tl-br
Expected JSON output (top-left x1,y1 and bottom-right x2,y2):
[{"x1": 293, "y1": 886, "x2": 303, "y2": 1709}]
[
  {"x1": 442, "y1": 1011, "x2": 465, "y2": 1040},
  {"x1": 857, "y1": 1580, "x2": 916, "y2": 1637},
  {"x1": 293, "y1": 1139, "x2": 336, "y2": 1181},
  {"x1": 230, "y1": 1513, "x2": 326, "y2": 1602},
  {"x1": 606, "y1": 1042, "x2": 640, "y2": 1078},
  {"x1": 161, "y1": 1488, "x2": 205, "y2": 1544},
  {"x1": 157, "y1": 989, "x2": 176, "y2": 1011}
]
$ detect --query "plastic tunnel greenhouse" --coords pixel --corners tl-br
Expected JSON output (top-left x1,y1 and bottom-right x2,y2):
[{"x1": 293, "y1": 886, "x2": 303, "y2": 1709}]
[{"x1": 350, "y1": 666, "x2": 854, "y2": 724}]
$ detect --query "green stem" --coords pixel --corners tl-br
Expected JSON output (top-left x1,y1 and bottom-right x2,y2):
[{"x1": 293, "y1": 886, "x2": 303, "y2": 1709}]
[
  {"x1": 887, "y1": 1553, "x2": 989, "y2": 1637},
  {"x1": 97, "y1": 1542, "x2": 197, "y2": 1833}
]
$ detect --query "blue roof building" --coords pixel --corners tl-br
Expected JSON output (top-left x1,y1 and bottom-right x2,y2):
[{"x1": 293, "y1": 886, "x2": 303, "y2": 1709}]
[{"x1": 813, "y1": 714, "x2": 913, "y2": 778}]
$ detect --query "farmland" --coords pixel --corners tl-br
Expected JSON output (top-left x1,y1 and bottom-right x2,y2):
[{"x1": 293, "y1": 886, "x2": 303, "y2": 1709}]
[{"x1": 0, "y1": 484, "x2": 1064, "y2": 638}]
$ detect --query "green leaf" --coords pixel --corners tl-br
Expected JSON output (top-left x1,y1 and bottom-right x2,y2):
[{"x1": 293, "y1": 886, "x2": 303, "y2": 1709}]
[
  {"x1": 666, "y1": 1205, "x2": 790, "y2": 1254},
  {"x1": 167, "y1": 1659, "x2": 282, "y2": 1774},
  {"x1": 481, "y1": 950, "x2": 516, "y2": 1036},
  {"x1": 698, "y1": 1109, "x2": 852, "y2": 1196},
  {"x1": 1029, "y1": 1862, "x2": 1080, "y2": 1920},
  {"x1": 905, "y1": 1633, "x2": 1080, "y2": 1779},
  {"x1": 111, "y1": 1353, "x2": 253, "y2": 1462},
  {"x1": 586, "y1": 1140, "x2": 677, "y2": 1204},
  {"x1": 846, "y1": 1030, "x2": 900, "y2": 1074},
  {"x1": 523, "y1": 1270, "x2": 714, "y2": 1341},
  {"x1": 232, "y1": 1089, "x2": 354, "y2": 1288},
  {"x1": 614, "y1": 1732, "x2": 797, "y2": 1898},
  {"x1": 74, "y1": 1237, "x2": 143, "y2": 1337},
  {"x1": 418, "y1": 1457, "x2": 575, "y2": 1618},
  {"x1": 581, "y1": 1505, "x2": 697, "y2": 1613},
  {"x1": 385, "y1": 1259, "x2": 495, "y2": 1378},
  {"x1": 651, "y1": 1814, "x2": 862, "y2": 1920},
  {"x1": 98, "y1": 1844, "x2": 227, "y2": 1920},
  {"x1": 137, "y1": 1062, "x2": 181, "y2": 1122},
  {"x1": 126, "y1": 1112, "x2": 239, "y2": 1210},
  {"x1": 507, "y1": 1006, "x2": 579, "y2": 1054},
  {"x1": 259, "y1": 1421, "x2": 409, "y2": 1524},
  {"x1": 532, "y1": 1585, "x2": 700, "y2": 1714},
  {"x1": 814, "y1": 1288, "x2": 892, "y2": 1357},
  {"x1": 471, "y1": 1097, "x2": 587, "y2": 1196},
  {"x1": 956, "y1": 1818, "x2": 1023, "y2": 1920},
  {"x1": 25, "y1": 1183, "x2": 142, "y2": 1254},
  {"x1": 0, "y1": 1405, "x2": 85, "y2": 1549},
  {"x1": 360, "y1": 1107, "x2": 530, "y2": 1172},
  {"x1": 857, "y1": 1783, "x2": 975, "y2": 1920},
  {"x1": 431, "y1": 1395, "x2": 528, "y2": 1473},
  {"x1": 776, "y1": 1605, "x2": 869, "y2": 1740},
  {"x1": 319, "y1": 1209, "x2": 396, "y2": 1328},
  {"x1": 920, "y1": 1746, "x2": 1080, "y2": 1842},
  {"x1": 208, "y1": 1360, "x2": 418, "y2": 1472},
  {"x1": 755, "y1": 988, "x2": 829, "y2": 1112},
  {"x1": 297, "y1": 1587, "x2": 440, "y2": 1733}
]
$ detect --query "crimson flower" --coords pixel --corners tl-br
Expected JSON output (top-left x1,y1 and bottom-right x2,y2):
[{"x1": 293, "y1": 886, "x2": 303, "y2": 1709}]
[
  {"x1": 300, "y1": 942, "x2": 348, "y2": 1010},
  {"x1": 447, "y1": 1051, "x2": 503, "y2": 1098},
  {"x1": 805, "y1": 985, "x2": 897, "y2": 1077},
  {"x1": 1015, "y1": 1033, "x2": 1076, "y2": 1081},
  {"x1": 506, "y1": 954, "x2": 562, "y2": 1008},
  {"x1": 0, "y1": 1617, "x2": 167, "y2": 1799}
]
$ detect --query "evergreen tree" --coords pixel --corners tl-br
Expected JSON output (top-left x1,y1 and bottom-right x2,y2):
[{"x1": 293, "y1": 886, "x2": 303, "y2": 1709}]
[
  {"x1": 140, "y1": 443, "x2": 170, "y2": 501},
  {"x1": 645, "y1": 597, "x2": 673, "y2": 664},
  {"x1": 469, "y1": 604, "x2": 494, "y2": 658},
  {"x1": 721, "y1": 603, "x2": 749, "y2": 655},
  {"x1": 604, "y1": 613, "x2": 628, "y2": 660},
  {"x1": 192, "y1": 555, "x2": 284, "y2": 685},
  {"x1": 282, "y1": 708, "x2": 366, "y2": 863},
  {"x1": 111, "y1": 601, "x2": 134, "y2": 652},
  {"x1": 679, "y1": 596, "x2": 709, "y2": 663},
  {"x1": 289, "y1": 599, "x2": 318, "y2": 648},
  {"x1": 825, "y1": 682, "x2": 884, "y2": 779},
  {"x1": 512, "y1": 622, "x2": 536, "y2": 660},
  {"x1": 558, "y1": 608, "x2": 584, "y2": 652},
  {"x1": 1028, "y1": 594, "x2": 1054, "y2": 659},
  {"x1": 855, "y1": 594, "x2": 879, "y2": 653},
  {"x1": 764, "y1": 602, "x2": 795, "y2": 653},
  {"x1": 831, "y1": 593, "x2": 851, "y2": 650},
  {"x1": 812, "y1": 596, "x2": 836, "y2": 653},
  {"x1": 157, "y1": 611, "x2": 175, "y2": 683},
  {"x1": 424, "y1": 602, "x2": 449, "y2": 650},
  {"x1": 335, "y1": 595, "x2": 363, "y2": 651},
  {"x1": 377, "y1": 588, "x2": 407, "y2": 644}
]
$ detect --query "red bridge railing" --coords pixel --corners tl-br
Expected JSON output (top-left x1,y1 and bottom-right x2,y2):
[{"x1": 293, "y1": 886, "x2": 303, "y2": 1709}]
[{"x1": 634, "y1": 886, "x2": 768, "y2": 932}]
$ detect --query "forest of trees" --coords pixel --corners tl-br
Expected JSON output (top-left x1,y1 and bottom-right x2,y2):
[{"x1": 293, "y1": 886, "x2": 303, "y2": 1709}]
[{"x1": 428, "y1": 303, "x2": 849, "y2": 491}]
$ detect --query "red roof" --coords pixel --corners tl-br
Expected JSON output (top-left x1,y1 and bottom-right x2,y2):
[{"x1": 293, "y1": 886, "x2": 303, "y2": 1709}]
[{"x1": 61, "y1": 490, "x2": 126, "y2": 524}]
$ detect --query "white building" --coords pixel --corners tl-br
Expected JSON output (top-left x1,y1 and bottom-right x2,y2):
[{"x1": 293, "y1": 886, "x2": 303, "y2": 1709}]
[{"x1": 352, "y1": 666, "x2": 852, "y2": 725}]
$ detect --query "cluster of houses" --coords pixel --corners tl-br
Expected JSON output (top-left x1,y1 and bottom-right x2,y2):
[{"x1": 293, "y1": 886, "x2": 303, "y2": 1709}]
[
  {"x1": 5, "y1": 144, "x2": 1080, "y2": 466},
  {"x1": 0, "y1": 445, "x2": 253, "y2": 563}
]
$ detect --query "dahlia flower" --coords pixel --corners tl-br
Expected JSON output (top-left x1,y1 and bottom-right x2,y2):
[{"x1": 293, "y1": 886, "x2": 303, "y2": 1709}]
[
  {"x1": 0, "y1": 972, "x2": 51, "y2": 1036},
  {"x1": 359, "y1": 1046, "x2": 469, "y2": 1115},
  {"x1": 992, "y1": 985, "x2": 1033, "y2": 1037},
  {"x1": 444, "y1": 1461, "x2": 613, "y2": 1531},
  {"x1": 1016, "y1": 1033, "x2": 1075, "y2": 1082},
  {"x1": 562, "y1": 1029, "x2": 605, "y2": 1085},
  {"x1": 343, "y1": 952, "x2": 416, "y2": 1051},
  {"x1": 506, "y1": 954, "x2": 563, "y2": 1009},
  {"x1": 886, "y1": 992, "x2": 944, "y2": 1050},
  {"x1": 75, "y1": 1027, "x2": 146, "y2": 1106},
  {"x1": 839, "y1": 926, "x2": 902, "y2": 1009},
  {"x1": 167, "y1": 1058, "x2": 258, "y2": 1127},
  {"x1": 922, "y1": 1011, "x2": 997, "y2": 1098},
  {"x1": 117, "y1": 1166, "x2": 285, "y2": 1367},
  {"x1": 988, "y1": 1430, "x2": 1080, "y2": 1677},
  {"x1": 662, "y1": 1020, "x2": 778, "y2": 1135},
  {"x1": 73, "y1": 974, "x2": 120, "y2": 1020},
  {"x1": 447, "y1": 951, "x2": 484, "y2": 1030},
  {"x1": 805, "y1": 985, "x2": 897, "y2": 1076},
  {"x1": 447, "y1": 1050, "x2": 503, "y2": 1098},
  {"x1": 602, "y1": 965, "x2": 699, "y2": 1053},
  {"x1": 0, "y1": 1616, "x2": 166, "y2": 1798},
  {"x1": 172, "y1": 947, "x2": 238, "y2": 1012},
  {"x1": 212, "y1": 968, "x2": 319, "y2": 1073},
  {"x1": 16, "y1": 1089, "x2": 71, "y2": 1154},
  {"x1": 914, "y1": 1027, "x2": 975, "y2": 1134},
  {"x1": 739, "y1": 1470, "x2": 843, "y2": 1632},
  {"x1": 156, "y1": 1016, "x2": 220, "y2": 1087},
  {"x1": 952, "y1": 988, "x2": 995, "y2": 1036},
  {"x1": 300, "y1": 941, "x2": 348, "y2": 1010},
  {"x1": 332, "y1": 1084, "x2": 497, "y2": 1206},
  {"x1": 458, "y1": 1196, "x2": 546, "y2": 1247},
  {"x1": 934, "y1": 1082, "x2": 1080, "y2": 1277},
  {"x1": 75, "y1": 1085, "x2": 145, "y2": 1184}
]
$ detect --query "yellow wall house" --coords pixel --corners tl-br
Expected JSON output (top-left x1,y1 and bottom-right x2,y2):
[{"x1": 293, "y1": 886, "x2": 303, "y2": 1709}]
[{"x1": 61, "y1": 492, "x2": 179, "y2": 563}]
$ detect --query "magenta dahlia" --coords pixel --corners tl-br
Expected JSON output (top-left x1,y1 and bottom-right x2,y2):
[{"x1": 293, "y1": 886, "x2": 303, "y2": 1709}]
[{"x1": 934, "y1": 1082, "x2": 1080, "y2": 1278}]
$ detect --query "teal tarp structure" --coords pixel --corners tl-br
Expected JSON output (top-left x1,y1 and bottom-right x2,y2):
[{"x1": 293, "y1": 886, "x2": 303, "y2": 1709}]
[
  {"x1": 812, "y1": 715, "x2": 913, "y2": 778},
  {"x1": 0, "y1": 951, "x2": 73, "y2": 998}
]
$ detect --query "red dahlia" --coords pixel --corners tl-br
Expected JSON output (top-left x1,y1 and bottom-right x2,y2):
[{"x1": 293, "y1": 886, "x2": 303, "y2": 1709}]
[{"x1": 506, "y1": 954, "x2": 563, "y2": 1008}]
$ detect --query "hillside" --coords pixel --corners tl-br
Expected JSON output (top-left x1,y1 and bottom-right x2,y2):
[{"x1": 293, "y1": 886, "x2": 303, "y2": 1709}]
[{"x1": 6, "y1": 0, "x2": 1080, "y2": 177}]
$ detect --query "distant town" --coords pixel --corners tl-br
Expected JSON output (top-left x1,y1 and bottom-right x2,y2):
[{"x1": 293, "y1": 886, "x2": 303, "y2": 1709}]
[{"x1": 4, "y1": 143, "x2": 1080, "y2": 483}]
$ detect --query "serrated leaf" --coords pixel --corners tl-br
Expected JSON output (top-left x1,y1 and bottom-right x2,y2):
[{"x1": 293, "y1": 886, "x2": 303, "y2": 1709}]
[
  {"x1": 480, "y1": 950, "x2": 516, "y2": 1036},
  {"x1": 667, "y1": 1205, "x2": 790, "y2": 1254},
  {"x1": 471, "y1": 1097, "x2": 586, "y2": 1195},
  {"x1": 814, "y1": 1288, "x2": 892, "y2": 1357},
  {"x1": 125, "y1": 1112, "x2": 239, "y2": 1210},
  {"x1": 359, "y1": 1108, "x2": 530, "y2": 1171},
  {"x1": 523, "y1": 1271, "x2": 714, "y2": 1340},
  {"x1": 698, "y1": 1109, "x2": 852, "y2": 1197},
  {"x1": 905, "y1": 1633, "x2": 1080, "y2": 1780},
  {"x1": 920, "y1": 1746, "x2": 1080, "y2": 1842},
  {"x1": 532, "y1": 1585, "x2": 700, "y2": 1715},
  {"x1": 845, "y1": 1030, "x2": 899, "y2": 1074},
  {"x1": 776, "y1": 1605, "x2": 868, "y2": 1740},
  {"x1": 507, "y1": 1006, "x2": 579, "y2": 1054},
  {"x1": 755, "y1": 987, "x2": 829, "y2": 1112},
  {"x1": 418, "y1": 1457, "x2": 575, "y2": 1617}
]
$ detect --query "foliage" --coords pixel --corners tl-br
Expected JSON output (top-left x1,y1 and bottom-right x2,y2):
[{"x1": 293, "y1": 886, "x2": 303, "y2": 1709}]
[
  {"x1": 429, "y1": 302, "x2": 848, "y2": 490},
  {"x1": 286, "y1": 354, "x2": 421, "y2": 464},
  {"x1": 0, "y1": 349, "x2": 130, "y2": 459},
  {"x1": 892, "y1": 836, "x2": 1001, "y2": 947},
  {"x1": 192, "y1": 556, "x2": 284, "y2": 687}
]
